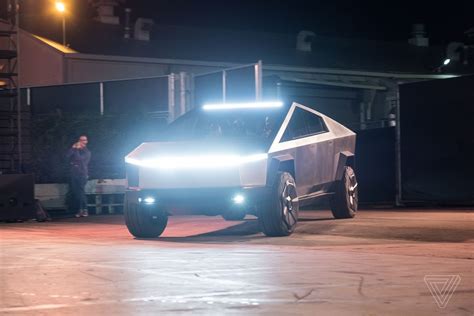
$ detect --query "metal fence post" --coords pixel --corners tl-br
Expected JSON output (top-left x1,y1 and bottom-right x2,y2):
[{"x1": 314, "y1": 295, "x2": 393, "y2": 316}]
[
  {"x1": 190, "y1": 73, "x2": 195, "y2": 110},
  {"x1": 168, "y1": 73, "x2": 175, "y2": 122},
  {"x1": 255, "y1": 60, "x2": 263, "y2": 101},
  {"x1": 222, "y1": 70, "x2": 227, "y2": 103},
  {"x1": 26, "y1": 88, "x2": 31, "y2": 106},
  {"x1": 99, "y1": 82, "x2": 104, "y2": 115},
  {"x1": 179, "y1": 72, "x2": 186, "y2": 116},
  {"x1": 395, "y1": 88, "x2": 402, "y2": 206},
  {"x1": 276, "y1": 82, "x2": 281, "y2": 100}
]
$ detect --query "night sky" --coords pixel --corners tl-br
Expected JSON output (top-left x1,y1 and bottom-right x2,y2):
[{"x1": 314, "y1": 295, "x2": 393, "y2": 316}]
[
  {"x1": 127, "y1": 0, "x2": 474, "y2": 44},
  {"x1": 19, "y1": 0, "x2": 474, "y2": 45}
]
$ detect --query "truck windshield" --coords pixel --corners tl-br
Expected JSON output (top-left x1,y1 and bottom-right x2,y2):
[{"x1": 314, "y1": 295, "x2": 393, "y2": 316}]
[{"x1": 163, "y1": 107, "x2": 288, "y2": 143}]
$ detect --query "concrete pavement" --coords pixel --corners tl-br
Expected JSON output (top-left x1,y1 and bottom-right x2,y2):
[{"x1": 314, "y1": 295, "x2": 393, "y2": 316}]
[{"x1": 0, "y1": 209, "x2": 473, "y2": 315}]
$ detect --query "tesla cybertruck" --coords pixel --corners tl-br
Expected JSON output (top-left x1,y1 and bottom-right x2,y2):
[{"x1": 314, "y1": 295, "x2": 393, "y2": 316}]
[{"x1": 124, "y1": 101, "x2": 357, "y2": 237}]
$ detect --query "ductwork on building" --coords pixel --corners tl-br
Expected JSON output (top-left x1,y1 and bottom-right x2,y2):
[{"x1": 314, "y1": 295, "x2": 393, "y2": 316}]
[
  {"x1": 124, "y1": 8, "x2": 132, "y2": 39},
  {"x1": 296, "y1": 30, "x2": 316, "y2": 52},
  {"x1": 445, "y1": 28, "x2": 474, "y2": 66},
  {"x1": 446, "y1": 42, "x2": 464, "y2": 62},
  {"x1": 408, "y1": 24, "x2": 429, "y2": 47},
  {"x1": 134, "y1": 18, "x2": 154, "y2": 41},
  {"x1": 88, "y1": 0, "x2": 125, "y2": 25}
]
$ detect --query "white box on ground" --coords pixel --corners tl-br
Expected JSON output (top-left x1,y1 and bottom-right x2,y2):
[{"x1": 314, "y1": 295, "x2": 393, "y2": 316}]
[{"x1": 35, "y1": 179, "x2": 127, "y2": 210}]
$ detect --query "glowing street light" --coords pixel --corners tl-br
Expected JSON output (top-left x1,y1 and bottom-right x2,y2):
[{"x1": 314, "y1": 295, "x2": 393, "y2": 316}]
[
  {"x1": 55, "y1": 1, "x2": 65, "y2": 13},
  {"x1": 55, "y1": 2, "x2": 67, "y2": 46}
]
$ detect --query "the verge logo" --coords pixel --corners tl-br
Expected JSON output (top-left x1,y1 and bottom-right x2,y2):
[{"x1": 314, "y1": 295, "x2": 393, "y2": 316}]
[{"x1": 424, "y1": 275, "x2": 461, "y2": 308}]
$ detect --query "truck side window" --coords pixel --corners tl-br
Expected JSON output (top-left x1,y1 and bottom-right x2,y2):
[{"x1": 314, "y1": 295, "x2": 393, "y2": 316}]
[{"x1": 280, "y1": 107, "x2": 327, "y2": 142}]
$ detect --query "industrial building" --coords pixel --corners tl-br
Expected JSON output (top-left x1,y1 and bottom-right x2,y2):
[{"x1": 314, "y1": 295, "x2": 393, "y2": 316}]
[{"x1": 1, "y1": 0, "x2": 473, "y2": 206}]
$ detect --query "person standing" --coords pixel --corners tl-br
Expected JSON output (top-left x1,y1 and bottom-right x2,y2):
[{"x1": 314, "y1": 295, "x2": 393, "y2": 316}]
[{"x1": 66, "y1": 135, "x2": 91, "y2": 218}]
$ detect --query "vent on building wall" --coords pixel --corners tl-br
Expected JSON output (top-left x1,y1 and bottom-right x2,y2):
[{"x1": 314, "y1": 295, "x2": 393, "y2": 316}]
[
  {"x1": 408, "y1": 24, "x2": 429, "y2": 47},
  {"x1": 296, "y1": 30, "x2": 316, "y2": 52},
  {"x1": 134, "y1": 18, "x2": 154, "y2": 41},
  {"x1": 88, "y1": 0, "x2": 124, "y2": 25}
]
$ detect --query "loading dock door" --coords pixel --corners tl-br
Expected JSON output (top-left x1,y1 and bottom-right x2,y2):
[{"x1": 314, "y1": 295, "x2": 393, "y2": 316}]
[{"x1": 398, "y1": 75, "x2": 474, "y2": 204}]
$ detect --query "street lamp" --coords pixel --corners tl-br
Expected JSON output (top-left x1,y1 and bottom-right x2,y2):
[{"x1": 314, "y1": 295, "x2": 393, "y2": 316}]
[{"x1": 55, "y1": 1, "x2": 66, "y2": 46}]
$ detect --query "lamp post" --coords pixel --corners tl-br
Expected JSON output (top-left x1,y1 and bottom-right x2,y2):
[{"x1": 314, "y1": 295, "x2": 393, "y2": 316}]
[{"x1": 55, "y1": 2, "x2": 66, "y2": 46}]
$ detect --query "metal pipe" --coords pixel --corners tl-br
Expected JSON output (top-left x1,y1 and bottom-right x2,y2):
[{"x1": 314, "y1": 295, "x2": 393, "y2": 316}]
[
  {"x1": 280, "y1": 76, "x2": 387, "y2": 90},
  {"x1": 265, "y1": 64, "x2": 458, "y2": 80},
  {"x1": 366, "y1": 89, "x2": 377, "y2": 121},
  {"x1": 194, "y1": 62, "x2": 261, "y2": 78},
  {"x1": 22, "y1": 74, "x2": 171, "y2": 89}
]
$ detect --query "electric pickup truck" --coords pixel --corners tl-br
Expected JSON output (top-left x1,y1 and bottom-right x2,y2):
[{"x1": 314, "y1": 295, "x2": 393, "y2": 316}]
[{"x1": 124, "y1": 101, "x2": 357, "y2": 238}]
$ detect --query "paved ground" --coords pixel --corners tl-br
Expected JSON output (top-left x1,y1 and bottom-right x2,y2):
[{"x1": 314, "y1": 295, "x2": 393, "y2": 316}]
[{"x1": 0, "y1": 209, "x2": 473, "y2": 315}]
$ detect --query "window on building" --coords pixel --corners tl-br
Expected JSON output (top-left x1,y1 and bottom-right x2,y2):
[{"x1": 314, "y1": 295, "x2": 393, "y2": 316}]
[{"x1": 280, "y1": 107, "x2": 327, "y2": 142}]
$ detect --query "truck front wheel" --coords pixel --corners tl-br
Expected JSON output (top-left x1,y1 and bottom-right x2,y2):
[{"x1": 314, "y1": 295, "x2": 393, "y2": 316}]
[
  {"x1": 258, "y1": 172, "x2": 299, "y2": 237},
  {"x1": 124, "y1": 202, "x2": 168, "y2": 238}
]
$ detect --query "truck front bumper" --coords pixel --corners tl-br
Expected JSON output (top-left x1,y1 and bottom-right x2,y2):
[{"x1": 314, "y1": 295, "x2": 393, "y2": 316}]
[{"x1": 125, "y1": 186, "x2": 270, "y2": 215}]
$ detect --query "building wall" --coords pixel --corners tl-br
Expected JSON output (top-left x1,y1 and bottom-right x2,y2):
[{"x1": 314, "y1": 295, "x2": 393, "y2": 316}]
[
  {"x1": 19, "y1": 33, "x2": 64, "y2": 87},
  {"x1": 65, "y1": 55, "x2": 225, "y2": 83},
  {"x1": 65, "y1": 58, "x2": 169, "y2": 82}
]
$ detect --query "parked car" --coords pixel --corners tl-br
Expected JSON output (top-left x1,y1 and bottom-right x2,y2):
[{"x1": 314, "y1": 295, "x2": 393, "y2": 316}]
[{"x1": 124, "y1": 101, "x2": 357, "y2": 238}]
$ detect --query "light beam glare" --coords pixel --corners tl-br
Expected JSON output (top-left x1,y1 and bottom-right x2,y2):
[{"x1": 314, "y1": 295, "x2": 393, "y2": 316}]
[
  {"x1": 125, "y1": 153, "x2": 268, "y2": 169},
  {"x1": 202, "y1": 101, "x2": 283, "y2": 110}
]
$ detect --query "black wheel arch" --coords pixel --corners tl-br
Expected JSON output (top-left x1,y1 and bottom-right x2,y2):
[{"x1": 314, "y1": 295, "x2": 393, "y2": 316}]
[
  {"x1": 335, "y1": 151, "x2": 355, "y2": 181},
  {"x1": 267, "y1": 154, "x2": 295, "y2": 186}
]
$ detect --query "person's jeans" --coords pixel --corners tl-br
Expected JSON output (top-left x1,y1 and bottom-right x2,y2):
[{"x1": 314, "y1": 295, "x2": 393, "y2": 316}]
[{"x1": 70, "y1": 175, "x2": 87, "y2": 212}]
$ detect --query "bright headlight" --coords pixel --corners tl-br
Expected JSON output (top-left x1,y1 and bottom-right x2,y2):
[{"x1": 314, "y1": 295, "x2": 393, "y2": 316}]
[
  {"x1": 125, "y1": 153, "x2": 267, "y2": 169},
  {"x1": 232, "y1": 194, "x2": 245, "y2": 204},
  {"x1": 143, "y1": 197, "x2": 156, "y2": 204}
]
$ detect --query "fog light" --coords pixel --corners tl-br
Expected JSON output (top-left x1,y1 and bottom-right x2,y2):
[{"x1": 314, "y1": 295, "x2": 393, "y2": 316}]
[
  {"x1": 143, "y1": 197, "x2": 156, "y2": 205},
  {"x1": 232, "y1": 194, "x2": 245, "y2": 204}
]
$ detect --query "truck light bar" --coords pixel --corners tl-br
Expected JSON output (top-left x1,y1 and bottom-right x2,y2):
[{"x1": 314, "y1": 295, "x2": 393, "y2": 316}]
[
  {"x1": 125, "y1": 153, "x2": 268, "y2": 169},
  {"x1": 202, "y1": 101, "x2": 283, "y2": 110}
]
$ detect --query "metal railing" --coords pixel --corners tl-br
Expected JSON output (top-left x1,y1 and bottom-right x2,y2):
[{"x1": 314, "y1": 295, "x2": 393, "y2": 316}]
[{"x1": 193, "y1": 61, "x2": 263, "y2": 107}]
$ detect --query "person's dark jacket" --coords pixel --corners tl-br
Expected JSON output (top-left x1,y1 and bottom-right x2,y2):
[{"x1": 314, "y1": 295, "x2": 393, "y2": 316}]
[{"x1": 66, "y1": 147, "x2": 91, "y2": 177}]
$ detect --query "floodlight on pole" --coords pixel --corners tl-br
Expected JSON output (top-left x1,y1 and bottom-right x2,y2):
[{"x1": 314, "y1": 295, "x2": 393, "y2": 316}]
[
  {"x1": 55, "y1": 2, "x2": 65, "y2": 12},
  {"x1": 55, "y1": 2, "x2": 67, "y2": 46}
]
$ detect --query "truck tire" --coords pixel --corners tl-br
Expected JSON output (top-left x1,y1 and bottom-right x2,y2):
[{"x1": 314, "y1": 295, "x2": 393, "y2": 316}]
[
  {"x1": 258, "y1": 171, "x2": 299, "y2": 236},
  {"x1": 124, "y1": 201, "x2": 168, "y2": 238},
  {"x1": 331, "y1": 166, "x2": 358, "y2": 219}
]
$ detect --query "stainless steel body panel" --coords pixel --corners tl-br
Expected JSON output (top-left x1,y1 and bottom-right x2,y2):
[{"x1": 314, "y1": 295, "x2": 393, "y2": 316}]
[
  {"x1": 125, "y1": 102, "x2": 356, "y2": 201},
  {"x1": 269, "y1": 103, "x2": 356, "y2": 197}
]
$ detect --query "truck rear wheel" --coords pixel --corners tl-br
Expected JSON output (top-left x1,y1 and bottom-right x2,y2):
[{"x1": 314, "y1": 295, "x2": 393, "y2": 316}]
[
  {"x1": 331, "y1": 166, "x2": 358, "y2": 219},
  {"x1": 124, "y1": 201, "x2": 168, "y2": 238},
  {"x1": 258, "y1": 172, "x2": 299, "y2": 237}
]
